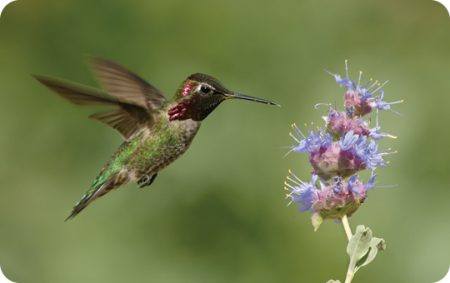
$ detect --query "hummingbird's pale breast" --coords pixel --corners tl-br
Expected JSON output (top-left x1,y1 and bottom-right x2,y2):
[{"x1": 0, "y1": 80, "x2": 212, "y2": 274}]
[{"x1": 127, "y1": 109, "x2": 201, "y2": 179}]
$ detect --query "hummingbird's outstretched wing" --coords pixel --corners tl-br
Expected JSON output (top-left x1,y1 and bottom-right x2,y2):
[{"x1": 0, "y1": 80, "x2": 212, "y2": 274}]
[
  {"x1": 33, "y1": 76, "x2": 118, "y2": 106},
  {"x1": 35, "y1": 58, "x2": 168, "y2": 140},
  {"x1": 89, "y1": 105, "x2": 148, "y2": 140},
  {"x1": 88, "y1": 57, "x2": 167, "y2": 110},
  {"x1": 34, "y1": 75, "x2": 150, "y2": 140}
]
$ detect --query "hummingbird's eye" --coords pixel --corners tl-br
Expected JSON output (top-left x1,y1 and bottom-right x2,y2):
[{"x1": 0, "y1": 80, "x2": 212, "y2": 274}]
[{"x1": 199, "y1": 85, "x2": 211, "y2": 95}]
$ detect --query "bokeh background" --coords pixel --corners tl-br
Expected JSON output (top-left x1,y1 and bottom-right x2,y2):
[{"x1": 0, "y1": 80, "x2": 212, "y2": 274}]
[{"x1": 0, "y1": 0, "x2": 449, "y2": 282}]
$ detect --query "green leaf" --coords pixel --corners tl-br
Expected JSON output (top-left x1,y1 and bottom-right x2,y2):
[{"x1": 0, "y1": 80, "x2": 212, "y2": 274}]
[
  {"x1": 346, "y1": 225, "x2": 386, "y2": 275},
  {"x1": 346, "y1": 225, "x2": 372, "y2": 261},
  {"x1": 326, "y1": 280, "x2": 341, "y2": 283},
  {"x1": 354, "y1": 237, "x2": 386, "y2": 272},
  {"x1": 311, "y1": 213, "x2": 323, "y2": 231}
]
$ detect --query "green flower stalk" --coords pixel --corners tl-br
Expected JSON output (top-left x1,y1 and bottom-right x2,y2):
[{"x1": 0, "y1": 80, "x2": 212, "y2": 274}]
[{"x1": 285, "y1": 61, "x2": 400, "y2": 282}]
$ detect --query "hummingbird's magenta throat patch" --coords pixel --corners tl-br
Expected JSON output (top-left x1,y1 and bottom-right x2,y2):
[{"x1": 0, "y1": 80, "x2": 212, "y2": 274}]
[{"x1": 168, "y1": 101, "x2": 190, "y2": 121}]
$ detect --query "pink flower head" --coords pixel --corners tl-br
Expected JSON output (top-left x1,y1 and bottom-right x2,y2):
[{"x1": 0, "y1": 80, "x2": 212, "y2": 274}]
[
  {"x1": 326, "y1": 109, "x2": 371, "y2": 138},
  {"x1": 286, "y1": 172, "x2": 376, "y2": 220}
]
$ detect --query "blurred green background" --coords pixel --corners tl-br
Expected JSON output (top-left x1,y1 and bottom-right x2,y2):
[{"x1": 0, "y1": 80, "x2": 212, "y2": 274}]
[{"x1": 0, "y1": 0, "x2": 449, "y2": 282}]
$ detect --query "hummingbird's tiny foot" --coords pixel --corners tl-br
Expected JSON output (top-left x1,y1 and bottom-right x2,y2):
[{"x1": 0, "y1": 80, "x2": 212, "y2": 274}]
[
  {"x1": 137, "y1": 175, "x2": 150, "y2": 188},
  {"x1": 137, "y1": 173, "x2": 158, "y2": 189}
]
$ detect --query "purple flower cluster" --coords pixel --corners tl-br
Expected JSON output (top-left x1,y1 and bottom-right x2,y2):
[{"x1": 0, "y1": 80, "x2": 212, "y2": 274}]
[
  {"x1": 286, "y1": 62, "x2": 400, "y2": 228},
  {"x1": 287, "y1": 171, "x2": 375, "y2": 219}
]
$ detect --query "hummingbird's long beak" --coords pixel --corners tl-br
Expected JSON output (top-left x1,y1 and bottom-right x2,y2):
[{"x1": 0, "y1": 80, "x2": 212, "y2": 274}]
[{"x1": 225, "y1": 92, "x2": 280, "y2": 107}]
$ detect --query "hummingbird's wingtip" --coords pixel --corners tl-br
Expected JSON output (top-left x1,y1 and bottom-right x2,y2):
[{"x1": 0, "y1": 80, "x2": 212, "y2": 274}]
[
  {"x1": 31, "y1": 74, "x2": 53, "y2": 85},
  {"x1": 268, "y1": 100, "x2": 281, "y2": 107},
  {"x1": 31, "y1": 73, "x2": 42, "y2": 81}
]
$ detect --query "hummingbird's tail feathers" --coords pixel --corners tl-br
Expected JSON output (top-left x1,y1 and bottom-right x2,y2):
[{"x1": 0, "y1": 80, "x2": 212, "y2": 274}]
[
  {"x1": 64, "y1": 187, "x2": 100, "y2": 221},
  {"x1": 33, "y1": 75, "x2": 118, "y2": 106},
  {"x1": 65, "y1": 172, "x2": 128, "y2": 221}
]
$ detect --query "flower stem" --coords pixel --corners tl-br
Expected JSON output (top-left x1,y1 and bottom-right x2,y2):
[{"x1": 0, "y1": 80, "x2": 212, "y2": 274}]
[
  {"x1": 345, "y1": 271, "x2": 355, "y2": 283},
  {"x1": 342, "y1": 215, "x2": 352, "y2": 241},
  {"x1": 341, "y1": 215, "x2": 355, "y2": 283}
]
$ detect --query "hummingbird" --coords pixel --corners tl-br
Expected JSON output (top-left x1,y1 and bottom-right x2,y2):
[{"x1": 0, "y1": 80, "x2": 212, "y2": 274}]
[{"x1": 34, "y1": 58, "x2": 279, "y2": 220}]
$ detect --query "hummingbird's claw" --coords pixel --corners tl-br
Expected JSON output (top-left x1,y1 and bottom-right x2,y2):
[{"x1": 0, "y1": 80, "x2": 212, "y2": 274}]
[{"x1": 137, "y1": 173, "x2": 158, "y2": 188}]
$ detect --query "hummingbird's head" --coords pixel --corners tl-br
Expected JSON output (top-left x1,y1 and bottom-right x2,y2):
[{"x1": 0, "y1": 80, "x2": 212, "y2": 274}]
[{"x1": 168, "y1": 73, "x2": 279, "y2": 121}]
